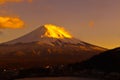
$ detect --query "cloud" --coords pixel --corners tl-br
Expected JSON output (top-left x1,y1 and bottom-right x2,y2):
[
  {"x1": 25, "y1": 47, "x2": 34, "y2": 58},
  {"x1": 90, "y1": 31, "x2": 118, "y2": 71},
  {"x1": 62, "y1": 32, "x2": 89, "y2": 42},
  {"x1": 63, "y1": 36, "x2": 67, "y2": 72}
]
[
  {"x1": 0, "y1": 0, "x2": 32, "y2": 5},
  {"x1": 89, "y1": 21, "x2": 94, "y2": 27},
  {"x1": 0, "y1": 16, "x2": 24, "y2": 29}
]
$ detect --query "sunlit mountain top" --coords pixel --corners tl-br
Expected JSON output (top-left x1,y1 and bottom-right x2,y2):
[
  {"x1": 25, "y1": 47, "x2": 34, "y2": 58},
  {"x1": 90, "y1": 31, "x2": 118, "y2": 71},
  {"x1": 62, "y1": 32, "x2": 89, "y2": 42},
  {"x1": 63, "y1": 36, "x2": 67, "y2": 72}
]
[{"x1": 43, "y1": 24, "x2": 73, "y2": 39}]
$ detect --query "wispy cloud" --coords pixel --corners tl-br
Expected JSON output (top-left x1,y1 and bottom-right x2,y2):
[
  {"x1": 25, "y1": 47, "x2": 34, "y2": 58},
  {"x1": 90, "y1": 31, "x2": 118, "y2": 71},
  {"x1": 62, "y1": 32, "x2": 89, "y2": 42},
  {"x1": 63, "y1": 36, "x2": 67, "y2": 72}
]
[
  {"x1": 0, "y1": 0, "x2": 32, "y2": 5},
  {"x1": 89, "y1": 21, "x2": 94, "y2": 27},
  {"x1": 0, "y1": 16, "x2": 24, "y2": 29}
]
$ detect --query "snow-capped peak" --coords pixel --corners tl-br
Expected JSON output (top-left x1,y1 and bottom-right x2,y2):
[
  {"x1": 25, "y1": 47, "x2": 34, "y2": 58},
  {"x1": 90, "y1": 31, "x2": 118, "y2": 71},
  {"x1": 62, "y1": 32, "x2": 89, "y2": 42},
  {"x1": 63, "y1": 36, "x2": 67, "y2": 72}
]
[
  {"x1": 4, "y1": 24, "x2": 75, "y2": 44},
  {"x1": 43, "y1": 24, "x2": 73, "y2": 39}
]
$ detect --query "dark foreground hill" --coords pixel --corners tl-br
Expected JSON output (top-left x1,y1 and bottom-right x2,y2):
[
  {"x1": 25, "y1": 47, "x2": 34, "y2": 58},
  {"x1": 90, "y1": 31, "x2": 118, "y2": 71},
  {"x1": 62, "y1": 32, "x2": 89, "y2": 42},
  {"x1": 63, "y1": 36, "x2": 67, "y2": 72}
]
[{"x1": 77, "y1": 47, "x2": 120, "y2": 72}]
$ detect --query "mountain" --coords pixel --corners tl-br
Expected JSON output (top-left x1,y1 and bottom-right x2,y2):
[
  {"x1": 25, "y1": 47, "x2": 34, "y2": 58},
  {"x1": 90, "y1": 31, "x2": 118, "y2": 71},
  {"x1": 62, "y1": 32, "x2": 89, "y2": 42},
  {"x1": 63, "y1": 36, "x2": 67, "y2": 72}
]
[
  {"x1": 0, "y1": 24, "x2": 106, "y2": 68},
  {"x1": 80, "y1": 47, "x2": 120, "y2": 72}
]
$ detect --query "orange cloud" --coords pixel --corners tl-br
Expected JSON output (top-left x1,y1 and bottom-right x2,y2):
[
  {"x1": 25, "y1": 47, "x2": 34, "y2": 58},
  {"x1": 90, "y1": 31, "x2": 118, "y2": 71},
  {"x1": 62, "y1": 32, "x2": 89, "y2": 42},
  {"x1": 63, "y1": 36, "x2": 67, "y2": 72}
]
[
  {"x1": 89, "y1": 21, "x2": 94, "y2": 27},
  {"x1": 0, "y1": 16, "x2": 24, "y2": 29},
  {"x1": 0, "y1": 0, "x2": 32, "y2": 4}
]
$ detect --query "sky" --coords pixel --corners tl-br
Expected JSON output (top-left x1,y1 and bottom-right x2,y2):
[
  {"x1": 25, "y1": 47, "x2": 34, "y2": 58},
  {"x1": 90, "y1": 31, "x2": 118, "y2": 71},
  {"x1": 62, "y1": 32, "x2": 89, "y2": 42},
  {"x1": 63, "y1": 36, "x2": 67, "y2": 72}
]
[{"x1": 0, "y1": 0, "x2": 120, "y2": 49}]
